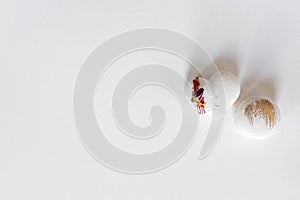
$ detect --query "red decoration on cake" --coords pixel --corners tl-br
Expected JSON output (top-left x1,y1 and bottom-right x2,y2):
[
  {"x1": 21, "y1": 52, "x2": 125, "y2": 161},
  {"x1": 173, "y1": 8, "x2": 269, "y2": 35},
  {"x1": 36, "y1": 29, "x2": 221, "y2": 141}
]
[
  {"x1": 192, "y1": 77, "x2": 200, "y2": 92},
  {"x1": 192, "y1": 77, "x2": 206, "y2": 114}
]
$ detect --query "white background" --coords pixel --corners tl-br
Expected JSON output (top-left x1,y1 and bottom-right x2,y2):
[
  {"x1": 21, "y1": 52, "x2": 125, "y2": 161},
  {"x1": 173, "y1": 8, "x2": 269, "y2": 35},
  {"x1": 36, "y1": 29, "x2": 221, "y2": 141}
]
[{"x1": 1, "y1": 0, "x2": 300, "y2": 199}]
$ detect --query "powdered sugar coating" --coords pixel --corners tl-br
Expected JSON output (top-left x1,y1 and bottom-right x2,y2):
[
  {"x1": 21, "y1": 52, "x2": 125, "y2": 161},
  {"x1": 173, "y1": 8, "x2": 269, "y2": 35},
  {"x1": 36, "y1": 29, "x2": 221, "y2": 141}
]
[
  {"x1": 185, "y1": 71, "x2": 240, "y2": 120},
  {"x1": 234, "y1": 96, "x2": 280, "y2": 139}
]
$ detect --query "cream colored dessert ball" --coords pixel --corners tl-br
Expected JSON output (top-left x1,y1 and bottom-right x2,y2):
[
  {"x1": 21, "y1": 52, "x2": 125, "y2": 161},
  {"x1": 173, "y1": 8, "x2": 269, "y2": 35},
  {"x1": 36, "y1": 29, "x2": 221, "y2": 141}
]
[{"x1": 234, "y1": 97, "x2": 280, "y2": 139}]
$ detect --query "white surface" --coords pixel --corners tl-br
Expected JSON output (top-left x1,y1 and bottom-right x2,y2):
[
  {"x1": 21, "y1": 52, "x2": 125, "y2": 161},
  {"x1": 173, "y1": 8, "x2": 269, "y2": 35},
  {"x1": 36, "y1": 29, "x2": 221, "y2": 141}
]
[{"x1": 1, "y1": 0, "x2": 300, "y2": 199}]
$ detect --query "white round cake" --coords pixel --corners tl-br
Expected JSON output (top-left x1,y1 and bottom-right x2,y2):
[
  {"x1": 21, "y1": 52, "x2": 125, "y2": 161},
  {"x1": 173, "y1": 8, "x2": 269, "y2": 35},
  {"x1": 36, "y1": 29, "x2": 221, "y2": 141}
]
[
  {"x1": 209, "y1": 71, "x2": 240, "y2": 109},
  {"x1": 184, "y1": 77, "x2": 213, "y2": 117},
  {"x1": 185, "y1": 71, "x2": 240, "y2": 120},
  {"x1": 234, "y1": 96, "x2": 280, "y2": 139}
]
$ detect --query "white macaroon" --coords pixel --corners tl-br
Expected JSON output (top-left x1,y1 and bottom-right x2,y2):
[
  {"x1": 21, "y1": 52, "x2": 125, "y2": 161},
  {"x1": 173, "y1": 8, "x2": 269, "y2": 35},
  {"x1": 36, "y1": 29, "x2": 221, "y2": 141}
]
[
  {"x1": 234, "y1": 96, "x2": 281, "y2": 139},
  {"x1": 185, "y1": 71, "x2": 240, "y2": 120}
]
